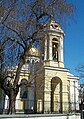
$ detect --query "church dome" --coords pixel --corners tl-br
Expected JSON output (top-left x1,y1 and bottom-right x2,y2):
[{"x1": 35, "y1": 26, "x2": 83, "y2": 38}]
[{"x1": 27, "y1": 46, "x2": 39, "y2": 57}]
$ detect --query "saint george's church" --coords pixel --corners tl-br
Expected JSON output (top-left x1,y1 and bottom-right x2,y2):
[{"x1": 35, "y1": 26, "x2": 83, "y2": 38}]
[{"x1": 3, "y1": 20, "x2": 79, "y2": 113}]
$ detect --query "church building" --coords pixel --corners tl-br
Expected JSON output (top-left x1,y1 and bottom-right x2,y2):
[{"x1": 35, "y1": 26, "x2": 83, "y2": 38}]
[{"x1": 4, "y1": 20, "x2": 79, "y2": 113}]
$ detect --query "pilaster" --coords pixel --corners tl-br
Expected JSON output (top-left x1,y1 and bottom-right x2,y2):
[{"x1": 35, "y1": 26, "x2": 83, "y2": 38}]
[
  {"x1": 62, "y1": 81, "x2": 69, "y2": 113},
  {"x1": 44, "y1": 77, "x2": 51, "y2": 113}
]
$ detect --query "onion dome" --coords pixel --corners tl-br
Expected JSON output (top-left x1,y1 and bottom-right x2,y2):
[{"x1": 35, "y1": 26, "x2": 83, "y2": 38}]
[{"x1": 27, "y1": 46, "x2": 39, "y2": 57}]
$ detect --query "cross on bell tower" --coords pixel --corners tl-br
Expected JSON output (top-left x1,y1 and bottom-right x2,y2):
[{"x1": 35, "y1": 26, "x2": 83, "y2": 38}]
[{"x1": 43, "y1": 20, "x2": 65, "y2": 67}]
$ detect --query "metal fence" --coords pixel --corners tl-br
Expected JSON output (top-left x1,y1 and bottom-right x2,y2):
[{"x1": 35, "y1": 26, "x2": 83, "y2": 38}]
[{"x1": 3, "y1": 99, "x2": 80, "y2": 114}]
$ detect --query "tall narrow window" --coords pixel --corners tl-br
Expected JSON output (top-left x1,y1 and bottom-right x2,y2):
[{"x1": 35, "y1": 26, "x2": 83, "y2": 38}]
[{"x1": 52, "y1": 42, "x2": 58, "y2": 61}]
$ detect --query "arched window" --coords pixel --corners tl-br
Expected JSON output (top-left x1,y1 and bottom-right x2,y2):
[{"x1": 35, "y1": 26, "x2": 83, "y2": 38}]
[
  {"x1": 36, "y1": 60, "x2": 39, "y2": 63},
  {"x1": 27, "y1": 60, "x2": 30, "y2": 64},
  {"x1": 20, "y1": 79, "x2": 28, "y2": 99},
  {"x1": 32, "y1": 60, "x2": 34, "y2": 64}
]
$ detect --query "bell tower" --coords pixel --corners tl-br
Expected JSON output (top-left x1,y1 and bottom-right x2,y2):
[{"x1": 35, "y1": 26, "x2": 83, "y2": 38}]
[{"x1": 43, "y1": 20, "x2": 64, "y2": 67}]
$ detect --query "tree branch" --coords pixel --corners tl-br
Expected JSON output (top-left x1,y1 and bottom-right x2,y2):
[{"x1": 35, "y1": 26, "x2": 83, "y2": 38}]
[
  {"x1": 2, "y1": 37, "x2": 26, "y2": 51},
  {"x1": 2, "y1": 25, "x2": 27, "y2": 50},
  {"x1": 1, "y1": 0, "x2": 19, "y2": 24}
]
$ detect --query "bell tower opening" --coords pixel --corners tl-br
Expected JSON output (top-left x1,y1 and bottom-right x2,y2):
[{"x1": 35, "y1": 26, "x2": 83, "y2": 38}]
[{"x1": 52, "y1": 38, "x2": 59, "y2": 61}]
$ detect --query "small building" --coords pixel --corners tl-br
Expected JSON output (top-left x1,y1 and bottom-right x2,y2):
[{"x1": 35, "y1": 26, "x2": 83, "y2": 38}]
[
  {"x1": 78, "y1": 84, "x2": 84, "y2": 111},
  {"x1": 2, "y1": 20, "x2": 79, "y2": 113}
]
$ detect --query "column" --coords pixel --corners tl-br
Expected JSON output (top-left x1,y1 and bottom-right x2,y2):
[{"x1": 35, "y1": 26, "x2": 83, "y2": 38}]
[
  {"x1": 75, "y1": 81, "x2": 79, "y2": 111},
  {"x1": 48, "y1": 37, "x2": 52, "y2": 60},
  {"x1": 44, "y1": 39, "x2": 47, "y2": 60},
  {"x1": 70, "y1": 81, "x2": 74, "y2": 111},
  {"x1": 62, "y1": 81, "x2": 69, "y2": 113},
  {"x1": 60, "y1": 36, "x2": 64, "y2": 62},
  {"x1": 58, "y1": 83, "x2": 61, "y2": 112}
]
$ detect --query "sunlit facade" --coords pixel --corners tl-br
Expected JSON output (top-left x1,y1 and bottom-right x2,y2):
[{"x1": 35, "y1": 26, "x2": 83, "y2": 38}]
[{"x1": 2, "y1": 20, "x2": 79, "y2": 113}]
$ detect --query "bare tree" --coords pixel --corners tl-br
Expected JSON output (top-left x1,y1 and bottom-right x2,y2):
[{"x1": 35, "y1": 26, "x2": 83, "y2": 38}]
[
  {"x1": 76, "y1": 64, "x2": 84, "y2": 78},
  {"x1": 0, "y1": 0, "x2": 75, "y2": 114}
]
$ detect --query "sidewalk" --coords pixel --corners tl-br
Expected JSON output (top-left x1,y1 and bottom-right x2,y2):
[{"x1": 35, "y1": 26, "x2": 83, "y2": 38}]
[{"x1": 0, "y1": 113, "x2": 81, "y2": 119}]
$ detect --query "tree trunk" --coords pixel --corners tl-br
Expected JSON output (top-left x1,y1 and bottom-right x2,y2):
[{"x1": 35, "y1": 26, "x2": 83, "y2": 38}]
[{"x1": 7, "y1": 88, "x2": 16, "y2": 114}]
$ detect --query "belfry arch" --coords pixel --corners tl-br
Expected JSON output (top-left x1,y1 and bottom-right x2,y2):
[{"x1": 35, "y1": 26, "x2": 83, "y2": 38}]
[
  {"x1": 52, "y1": 38, "x2": 59, "y2": 61},
  {"x1": 51, "y1": 77, "x2": 62, "y2": 113}
]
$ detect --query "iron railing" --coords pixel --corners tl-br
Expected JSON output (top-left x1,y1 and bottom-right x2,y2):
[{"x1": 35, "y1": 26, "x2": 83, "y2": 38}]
[{"x1": 3, "y1": 99, "x2": 80, "y2": 114}]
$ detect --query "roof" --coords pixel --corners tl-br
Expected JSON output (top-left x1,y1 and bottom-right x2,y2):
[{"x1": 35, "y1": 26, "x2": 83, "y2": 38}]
[
  {"x1": 46, "y1": 20, "x2": 64, "y2": 34},
  {"x1": 67, "y1": 72, "x2": 79, "y2": 80}
]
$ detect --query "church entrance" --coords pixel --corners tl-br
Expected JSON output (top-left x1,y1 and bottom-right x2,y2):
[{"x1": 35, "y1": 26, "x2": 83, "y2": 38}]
[{"x1": 51, "y1": 77, "x2": 62, "y2": 113}]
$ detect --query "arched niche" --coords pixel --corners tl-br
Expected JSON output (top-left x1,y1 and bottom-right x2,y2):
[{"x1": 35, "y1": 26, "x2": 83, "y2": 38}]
[{"x1": 51, "y1": 76, "x2": 62, "y2": 113}]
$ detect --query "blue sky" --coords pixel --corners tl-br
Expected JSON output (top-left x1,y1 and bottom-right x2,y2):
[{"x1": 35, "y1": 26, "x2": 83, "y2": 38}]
[{"x1": 64, "y1": 0, "x2": 84, "y2": 84}]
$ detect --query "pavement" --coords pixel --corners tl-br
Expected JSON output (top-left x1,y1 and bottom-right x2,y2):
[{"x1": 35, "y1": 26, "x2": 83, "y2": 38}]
[{"x1": 0, "y1": 113, "x2": 81, "y2": 119}]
